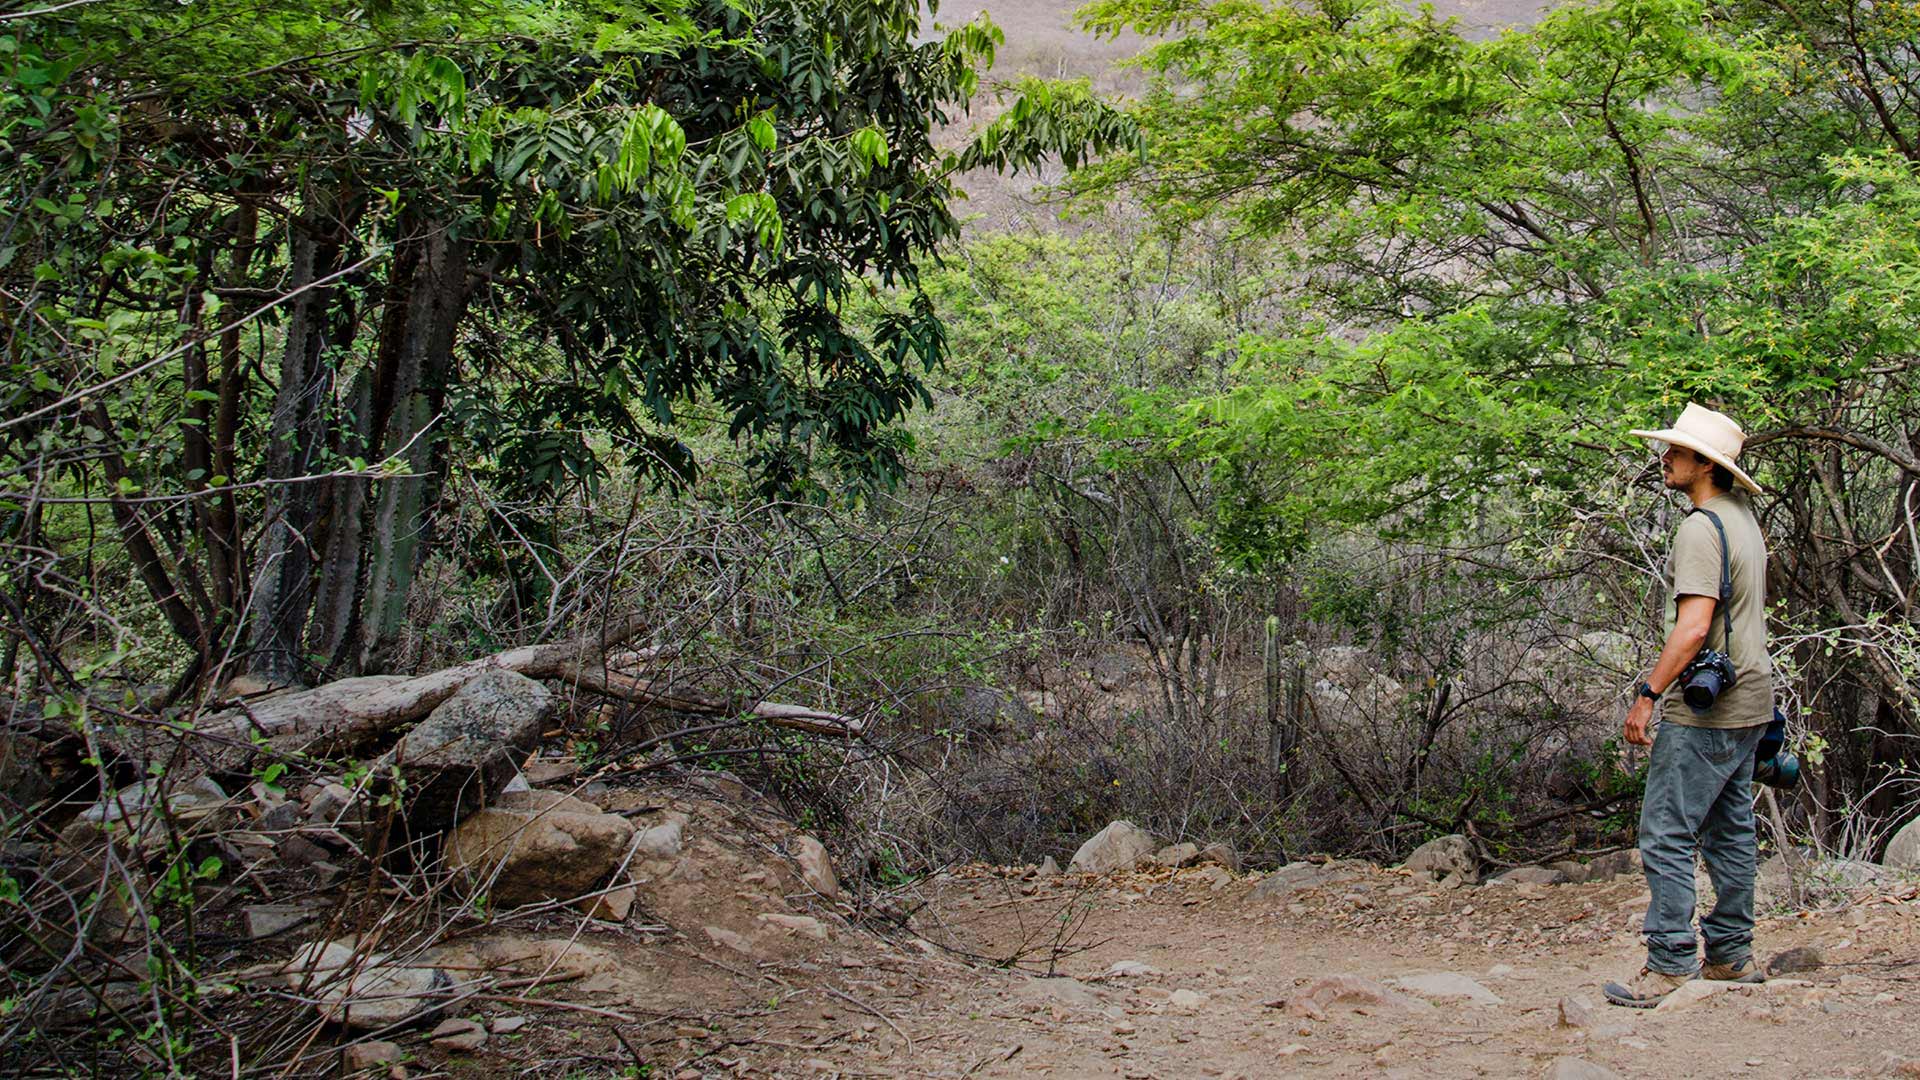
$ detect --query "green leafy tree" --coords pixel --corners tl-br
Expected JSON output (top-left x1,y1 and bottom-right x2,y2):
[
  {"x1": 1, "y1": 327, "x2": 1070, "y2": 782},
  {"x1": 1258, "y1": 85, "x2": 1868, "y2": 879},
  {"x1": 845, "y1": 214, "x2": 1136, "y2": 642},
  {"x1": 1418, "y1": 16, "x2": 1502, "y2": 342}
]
[{"x1": 1, "y1": 0, "x2": 1126, "y2": 686}]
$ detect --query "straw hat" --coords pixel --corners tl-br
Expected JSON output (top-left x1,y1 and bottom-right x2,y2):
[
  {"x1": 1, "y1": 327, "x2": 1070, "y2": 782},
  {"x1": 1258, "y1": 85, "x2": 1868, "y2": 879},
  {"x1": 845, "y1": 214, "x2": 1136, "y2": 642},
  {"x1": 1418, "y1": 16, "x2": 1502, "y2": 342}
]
[{"x1": 1630, "y1": 403, "x2": 1761, "y2": 494}]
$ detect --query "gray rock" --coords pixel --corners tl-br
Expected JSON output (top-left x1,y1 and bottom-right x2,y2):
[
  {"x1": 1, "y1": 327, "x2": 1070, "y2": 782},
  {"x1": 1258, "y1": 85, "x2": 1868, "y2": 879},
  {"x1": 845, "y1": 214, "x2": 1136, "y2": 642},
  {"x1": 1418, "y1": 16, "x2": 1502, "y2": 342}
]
[
  {"x1": 1016, "y1": 977, "x2": 1102, "y2": 1008},
  {"x1": 1155, "y1": 842, "x2": 1202, "y2": 868},
  {"x1": 1545, "y1": 1058, "x2": 1621, "y2": 1080},
  {"x1": 1283, "y1": 974, "x2": 1435, "y2": 1018},
  {"x1": 631, "y1": 817, "x2": 685, "y2": 860},
  {"x1": 387, "y1": 670, "x2": 550, "y2": 833},
  {"x1": 81, "y1": 775, "x2": 229, "y2": 829},
  {"x1": 1404, "y1": 834, "x2": 1478, "y2": 882},
  {"x1": 1489, "y1": 865, "x2": 1566, "y2": 886},
  {"x1": 242, "y1": 903, "x2": 320, "y2": 940},
  {"x1": 490, "y1": 1015, "x2": 528, "y2": 1034},
  {"x1": 445, "y1": 789, "x2": 635, "y2": 908},
  {"x1": 1883, "y1": 815, "x2": 1920, "y2": 870},
  {"x1": 1392, "y1": 972, "x2": 1504, "y2": 1006},
  {"x1": 1069, "y1": 820, "x2": 1159, "y2": 874},
  {"x1": 1196, "y1": 842, "x2": 1240, "y2": 871},
  {"x1": 791, "y1": 834, "x2": 840, "y2": 899},
  {"x1": 341, "y1": 1040, "x2": 404, "y2": 1071},
  {"x1": 297, "y1": 940, "x2": 452, "y2": 1031},
  {"x1": 1250, "y1": 861, "x2": 1355, "y2": 901},
  {"x1": 1558, "y1": 994, "x2": 1602, "y2": 1028},
  {"x1": 1768, "y1": 945, "x2": 1823, "y2": 974},
  {"x1": 1036, "y1": 855, "x2": 1061, "y2": 877},
  {"x1": 430, "y1": 1016, "x2": 486, "y2": 1052}
]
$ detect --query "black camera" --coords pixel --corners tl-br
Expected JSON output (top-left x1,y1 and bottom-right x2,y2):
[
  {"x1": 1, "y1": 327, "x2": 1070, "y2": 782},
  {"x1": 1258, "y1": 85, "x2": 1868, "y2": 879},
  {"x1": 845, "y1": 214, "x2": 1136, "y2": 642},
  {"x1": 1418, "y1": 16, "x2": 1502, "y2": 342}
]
[
  {"x1": 1680, "y1": 648, "x2": 1737, "y2": 714},
  {"x1": 1753, "y1": 707, "x2": 1801, "y2": 789}
]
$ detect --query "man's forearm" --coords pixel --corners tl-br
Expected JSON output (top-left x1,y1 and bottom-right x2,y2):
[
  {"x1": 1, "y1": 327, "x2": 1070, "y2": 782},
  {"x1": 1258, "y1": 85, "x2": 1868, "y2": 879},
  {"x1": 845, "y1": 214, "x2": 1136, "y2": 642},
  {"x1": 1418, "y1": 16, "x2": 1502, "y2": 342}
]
[{"x1": 1645, "y1": 623, "x2": 1709, "y2": 696}]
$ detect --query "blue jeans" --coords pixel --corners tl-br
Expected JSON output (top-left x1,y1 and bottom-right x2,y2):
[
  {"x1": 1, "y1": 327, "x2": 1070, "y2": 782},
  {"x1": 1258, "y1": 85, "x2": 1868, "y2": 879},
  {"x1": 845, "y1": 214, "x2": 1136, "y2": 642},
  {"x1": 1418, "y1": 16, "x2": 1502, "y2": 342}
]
[{"x1": 1638, "y1": 720, "x2": 1768, "y2": 975}]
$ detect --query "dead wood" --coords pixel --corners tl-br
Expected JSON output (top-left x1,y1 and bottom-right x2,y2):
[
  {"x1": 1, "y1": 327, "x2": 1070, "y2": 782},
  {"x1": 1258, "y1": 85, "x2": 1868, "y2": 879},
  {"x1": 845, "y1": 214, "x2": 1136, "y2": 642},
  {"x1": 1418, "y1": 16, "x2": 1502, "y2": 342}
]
[{"x1": 186, "y1": 615, "x2": 861, "y2": 754}]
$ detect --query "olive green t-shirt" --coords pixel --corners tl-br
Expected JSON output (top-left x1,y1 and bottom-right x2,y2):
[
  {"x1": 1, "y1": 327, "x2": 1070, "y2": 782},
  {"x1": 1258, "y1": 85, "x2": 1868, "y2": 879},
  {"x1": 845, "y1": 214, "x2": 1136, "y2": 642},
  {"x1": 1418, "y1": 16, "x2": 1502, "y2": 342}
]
[{"x1": 1661, "y1": 492, "x2": 1771, "y2": 729}]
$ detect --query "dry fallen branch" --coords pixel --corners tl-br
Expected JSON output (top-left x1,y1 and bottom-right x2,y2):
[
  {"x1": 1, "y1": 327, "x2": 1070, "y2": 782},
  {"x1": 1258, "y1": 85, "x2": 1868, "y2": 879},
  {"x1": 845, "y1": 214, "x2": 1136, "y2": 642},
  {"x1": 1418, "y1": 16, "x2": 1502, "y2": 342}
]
[{"x1": 183, "y1": 616, "x2": 863, "y2": 756}]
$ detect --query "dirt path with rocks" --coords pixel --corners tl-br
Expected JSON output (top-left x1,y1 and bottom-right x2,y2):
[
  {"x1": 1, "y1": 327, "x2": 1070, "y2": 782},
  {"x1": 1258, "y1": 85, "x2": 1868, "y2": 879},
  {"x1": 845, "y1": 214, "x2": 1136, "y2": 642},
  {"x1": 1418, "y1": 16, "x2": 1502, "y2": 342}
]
[
  {"x1": 871, "y1": 862, "x2": 1920, "y2": 1080},
  {"x1": 360, "y1": 784, "x2": 1919, "y2": 1080}
]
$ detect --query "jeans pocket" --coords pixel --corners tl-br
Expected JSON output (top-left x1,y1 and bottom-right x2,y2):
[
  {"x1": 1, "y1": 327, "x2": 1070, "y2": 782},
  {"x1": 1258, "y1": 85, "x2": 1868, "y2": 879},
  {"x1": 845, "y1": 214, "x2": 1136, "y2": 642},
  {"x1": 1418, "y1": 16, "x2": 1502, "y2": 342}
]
[{"x1": 1704, "y1": 732, "x2": 1742, "y2": 766}]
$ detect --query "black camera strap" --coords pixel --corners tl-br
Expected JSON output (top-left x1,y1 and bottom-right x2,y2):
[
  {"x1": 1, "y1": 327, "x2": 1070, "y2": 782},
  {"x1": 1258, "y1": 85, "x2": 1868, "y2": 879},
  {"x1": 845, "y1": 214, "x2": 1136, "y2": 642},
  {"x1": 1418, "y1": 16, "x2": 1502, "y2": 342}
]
[{"x1": 1688, "y1": 507, "x2": 1736, "y2": 663}]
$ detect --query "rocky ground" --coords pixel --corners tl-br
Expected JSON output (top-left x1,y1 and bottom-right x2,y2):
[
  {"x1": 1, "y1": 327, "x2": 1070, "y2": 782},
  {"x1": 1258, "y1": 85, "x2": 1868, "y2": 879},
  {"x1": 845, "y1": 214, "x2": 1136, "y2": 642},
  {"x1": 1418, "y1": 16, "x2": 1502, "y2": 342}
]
[{"x1": 277, "y1": 780, "x2": 1920, "y2": 1080}]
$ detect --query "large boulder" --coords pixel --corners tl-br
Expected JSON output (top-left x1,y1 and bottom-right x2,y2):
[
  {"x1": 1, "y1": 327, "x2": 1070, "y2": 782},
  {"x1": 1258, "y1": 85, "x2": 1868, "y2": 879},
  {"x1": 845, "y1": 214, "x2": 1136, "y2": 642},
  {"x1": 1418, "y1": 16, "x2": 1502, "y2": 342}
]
[
  {"x1": 1885, "y1": 816, "x2": 1920, "y2": 871},
  {"x1": 1403, "y1": 834, "x2": 1478, "y2": 882},
  {"x1": 1070, "y1": 820, "x2": 1159, "y2": 874},
  {"x1": 445, "y1": 790, "x2": 634, "y2": 908},
  {"x1": 388, "y1": 670, "x2": 550, "y2": 833}
]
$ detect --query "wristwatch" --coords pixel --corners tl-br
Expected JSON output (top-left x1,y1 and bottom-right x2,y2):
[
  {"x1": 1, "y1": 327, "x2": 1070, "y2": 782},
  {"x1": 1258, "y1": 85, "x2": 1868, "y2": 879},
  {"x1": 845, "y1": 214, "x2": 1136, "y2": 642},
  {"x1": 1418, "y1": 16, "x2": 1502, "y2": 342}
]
[{"x1": 1637, "y1": 681, "x2": 1663, "y2": 701}]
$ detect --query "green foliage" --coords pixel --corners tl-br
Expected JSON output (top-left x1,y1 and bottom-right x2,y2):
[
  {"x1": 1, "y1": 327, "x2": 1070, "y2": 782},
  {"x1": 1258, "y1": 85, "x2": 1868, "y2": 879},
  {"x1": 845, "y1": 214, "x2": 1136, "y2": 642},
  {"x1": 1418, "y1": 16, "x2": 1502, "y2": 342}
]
[{"x1": 1067, "y1": 0, "x2": 1920, "y2": 566}]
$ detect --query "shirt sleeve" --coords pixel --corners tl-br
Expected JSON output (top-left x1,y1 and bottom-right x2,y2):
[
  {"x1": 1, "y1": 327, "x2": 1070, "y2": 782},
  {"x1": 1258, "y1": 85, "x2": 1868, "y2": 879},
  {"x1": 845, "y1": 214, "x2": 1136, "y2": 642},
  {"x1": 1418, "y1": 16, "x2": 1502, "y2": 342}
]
[{"x1": 1671, "y1": 513, "x2": 1725, "y2": 600}]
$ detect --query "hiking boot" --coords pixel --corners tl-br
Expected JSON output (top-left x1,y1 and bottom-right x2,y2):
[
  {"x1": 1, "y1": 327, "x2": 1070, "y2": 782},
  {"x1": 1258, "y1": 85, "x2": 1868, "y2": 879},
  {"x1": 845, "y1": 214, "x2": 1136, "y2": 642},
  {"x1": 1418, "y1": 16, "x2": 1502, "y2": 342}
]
[
  {"x1": 1602, "y1": 967, "x2": 1692, "y2": 1008},
  {"x1": 1701, "y1": 956, "x2": 1766, "y2": 983}
]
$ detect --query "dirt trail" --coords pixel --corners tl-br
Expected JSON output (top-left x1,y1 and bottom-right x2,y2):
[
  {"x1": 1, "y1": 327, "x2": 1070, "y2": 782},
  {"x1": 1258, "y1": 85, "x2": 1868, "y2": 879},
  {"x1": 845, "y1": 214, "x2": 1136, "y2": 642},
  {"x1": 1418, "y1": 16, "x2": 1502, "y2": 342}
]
[
  {"x1": 485, "y1": 857, "x2": 1920, "y2": 1079},
  {"x1": 887, "y1": 863, "x2": 1920, "y2": 1079}
]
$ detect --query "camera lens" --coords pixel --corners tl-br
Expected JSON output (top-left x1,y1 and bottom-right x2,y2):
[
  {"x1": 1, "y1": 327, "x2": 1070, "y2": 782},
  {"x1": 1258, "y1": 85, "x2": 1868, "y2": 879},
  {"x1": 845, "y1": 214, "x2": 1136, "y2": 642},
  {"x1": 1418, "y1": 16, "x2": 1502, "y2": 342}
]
[{"x1": 1683, "y1": 668, "x2": 1722, "y2": 712}]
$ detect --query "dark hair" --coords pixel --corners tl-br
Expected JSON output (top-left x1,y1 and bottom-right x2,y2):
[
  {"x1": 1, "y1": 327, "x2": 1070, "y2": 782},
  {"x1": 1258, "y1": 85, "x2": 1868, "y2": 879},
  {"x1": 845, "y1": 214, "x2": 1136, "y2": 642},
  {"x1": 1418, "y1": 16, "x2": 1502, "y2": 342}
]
[{"x1": 1711, "y1": 462, "x2": 1735, "y2": 492}]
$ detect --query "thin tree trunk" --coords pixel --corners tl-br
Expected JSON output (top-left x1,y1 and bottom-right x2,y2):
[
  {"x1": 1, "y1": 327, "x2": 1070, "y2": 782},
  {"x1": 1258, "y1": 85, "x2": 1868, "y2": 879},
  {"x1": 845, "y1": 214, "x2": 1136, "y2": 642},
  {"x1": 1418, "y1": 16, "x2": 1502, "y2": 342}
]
[
  {"x1": 245, "y1": 217, "x2": 343, "y2": 685},
  {"x1": 359, "y1": 225, "x2": 468, "y2": 673}
]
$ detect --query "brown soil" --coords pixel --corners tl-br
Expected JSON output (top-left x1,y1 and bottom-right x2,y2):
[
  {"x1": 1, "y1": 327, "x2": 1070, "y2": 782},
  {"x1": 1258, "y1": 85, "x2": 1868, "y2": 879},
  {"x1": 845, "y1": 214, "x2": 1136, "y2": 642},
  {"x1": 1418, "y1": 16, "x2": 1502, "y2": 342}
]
[{"x1": 401, "y1": 854, "x2": 1920, "y2": 1079}]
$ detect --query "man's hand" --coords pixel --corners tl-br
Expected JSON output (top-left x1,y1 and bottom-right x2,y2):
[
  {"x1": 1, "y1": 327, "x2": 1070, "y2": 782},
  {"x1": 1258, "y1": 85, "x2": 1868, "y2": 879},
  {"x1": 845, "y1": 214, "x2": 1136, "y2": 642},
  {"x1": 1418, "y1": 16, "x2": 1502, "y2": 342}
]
[{"x1": 1625, "y1": 695, "x2": 1655, "y2": 747}]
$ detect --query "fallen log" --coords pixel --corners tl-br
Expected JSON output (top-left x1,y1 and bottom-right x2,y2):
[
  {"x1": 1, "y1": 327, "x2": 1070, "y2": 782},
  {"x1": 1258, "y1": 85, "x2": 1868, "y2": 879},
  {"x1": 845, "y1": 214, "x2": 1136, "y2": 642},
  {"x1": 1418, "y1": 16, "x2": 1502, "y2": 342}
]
[{"x1": 187, "y1": 618, "x2": 861, "y2": 751}]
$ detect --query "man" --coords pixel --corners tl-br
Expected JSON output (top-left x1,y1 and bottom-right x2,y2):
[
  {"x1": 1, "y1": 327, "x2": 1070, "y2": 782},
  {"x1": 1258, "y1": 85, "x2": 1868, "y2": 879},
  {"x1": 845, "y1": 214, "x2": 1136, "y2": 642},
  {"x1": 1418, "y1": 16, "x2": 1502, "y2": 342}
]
[{"x1": 1605, "y1": 403, "x2": 1773, "y2": 1008}]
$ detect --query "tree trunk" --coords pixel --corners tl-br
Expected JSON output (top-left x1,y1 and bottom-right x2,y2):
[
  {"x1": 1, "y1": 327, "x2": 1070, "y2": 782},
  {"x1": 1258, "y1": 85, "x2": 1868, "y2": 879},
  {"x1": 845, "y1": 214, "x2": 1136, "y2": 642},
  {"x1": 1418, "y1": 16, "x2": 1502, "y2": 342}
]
[
  {"x1": 359, "y1": 225, "x2": 468, "y2": 673},
  {"x1": 306, "y1": 369, "x2": 374, "y2": 676},
  {"x1": 244, "y1": 217, "x2": 344, "y2": 685}
]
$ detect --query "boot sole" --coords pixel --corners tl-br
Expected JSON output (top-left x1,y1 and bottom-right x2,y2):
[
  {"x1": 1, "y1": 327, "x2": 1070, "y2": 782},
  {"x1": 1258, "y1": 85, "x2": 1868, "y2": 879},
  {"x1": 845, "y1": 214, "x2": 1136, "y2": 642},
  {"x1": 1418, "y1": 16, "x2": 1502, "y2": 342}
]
[{"x1": 1601, "y1": 981, "x2": 1668, "y2": 1008}]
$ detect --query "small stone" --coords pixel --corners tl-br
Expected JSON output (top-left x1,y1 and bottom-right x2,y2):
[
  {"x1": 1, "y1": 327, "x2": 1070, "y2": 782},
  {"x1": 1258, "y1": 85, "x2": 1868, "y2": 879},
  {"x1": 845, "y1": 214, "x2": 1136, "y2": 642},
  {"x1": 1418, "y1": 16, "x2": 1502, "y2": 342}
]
[
  {"x1": 1155, "y1": 842, "x2": 1202, "y2": 868},
  {"x1": 1167, "y1": 988, "x2": 1209, "y2": 1014},
  {"x1": 295, "y1": 941, "x2": 452, "y2": 1031},
  {"x1": 1196, "y1": 842, "x2": 1241, "y2": 870},
  {"x1": 430, "y1": 1017, "x2": 486, "y2": 1052},
  {"x1": 756, "y1": 913, "x2": 830, "y2": 941},
  {"x1": 581, "y1": 885, "x2": 635, "y2": 922},
  {"x1": 705, "y1": 925, "x2": 757, "y2": 957},
  {"x1": 1098, "y1": 960, "x2": 1161, "y2": 979},
  {"x1": 1393, "y1": 972, "x2": 1503, "y2": 1006},
  {"x1": 1036, "y1": 856, "x2": 1061, "y2": 877},
  {"x1": 1768, "y1": 945, "x2": 1824, "y2": 974},
  {"x1": 242, "y1": 904, "x2": 318, "y2": 940},
  {"x1": 1559, "y1": 994, "x2": 1601, "y2": 1028},
  {"x1": 521, "y1": 759, "x2": 580, "y2": 787},
  {"x1": 631, "y1": 817, "x2": 685, "y2": 860},
  {"x1": 1284, "y1": 974, "x2": 1435, "y2": 1018},
  {"x1": 341, "y1": 1040, "x2": 403, "y2": 1071},
  {"x1": 675, "y1": 1025, "x2": 709, "y2": 1039},
  {"x1": 1112, "y1": 1021, "x2": 1136, "y2": 1035},
  {"x1": 1489, "y1": 865, "x2": 1566, "y2": 886},
  {"x1": 791, "y1": 834, "x2": 840, "y2": 898},
  {"x1": 489, "y1": 1016, "x2": 528, "y2": 1034},
  {"x1": 1544, "y1": 1057, "x2": 1622, "y2": 1080}
]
